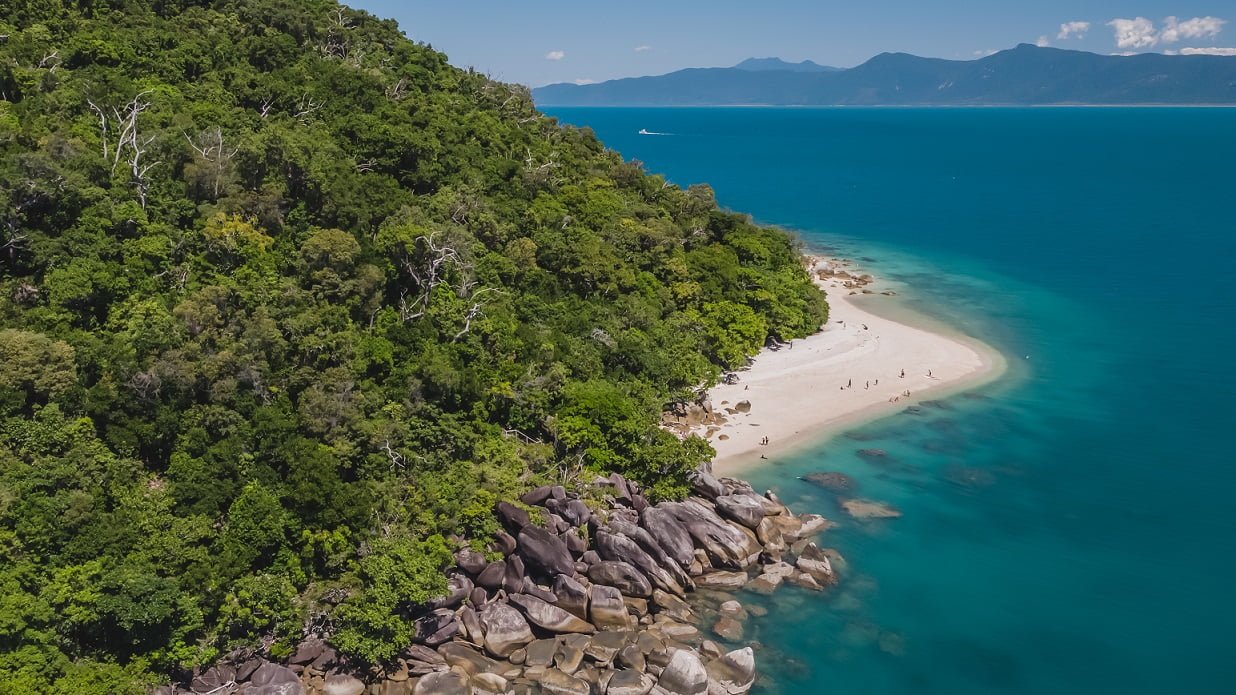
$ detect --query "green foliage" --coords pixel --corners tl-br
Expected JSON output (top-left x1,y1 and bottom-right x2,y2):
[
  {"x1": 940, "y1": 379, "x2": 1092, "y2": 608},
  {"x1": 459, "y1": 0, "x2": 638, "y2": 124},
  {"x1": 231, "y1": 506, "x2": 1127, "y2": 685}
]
[
  {"x1": 0, "y1": 0, "x2": 827, "y2": 688},
  {"x1": 331, "y1": 534, "x2": 451, "y2": 664}
]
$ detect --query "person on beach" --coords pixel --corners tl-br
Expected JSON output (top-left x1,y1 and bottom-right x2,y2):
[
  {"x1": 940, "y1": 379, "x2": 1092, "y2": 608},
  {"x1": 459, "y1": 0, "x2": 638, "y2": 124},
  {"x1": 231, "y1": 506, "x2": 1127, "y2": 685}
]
[
  {"x1": 865, "y1": 380, "x2": 869, "y2": 390},
  {"x1": 928, "y1": 369, "x2": 933, "y2": 378},
  {"x1": 900, "y1": 369, "x2": 905, "y2": 378},
  {"x1": 848, "y1": 379, "x2": 852, "y2": 388},
  {"x1": 874, "y1": 379, "x2": 879, "y2": 386}
]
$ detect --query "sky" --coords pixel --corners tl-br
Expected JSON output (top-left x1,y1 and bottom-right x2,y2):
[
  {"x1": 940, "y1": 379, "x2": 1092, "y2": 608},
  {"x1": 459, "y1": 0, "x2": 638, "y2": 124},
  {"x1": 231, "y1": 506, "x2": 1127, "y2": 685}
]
[{"x1": 353, "y1": 1, "x2": 1236, "y2": 86}]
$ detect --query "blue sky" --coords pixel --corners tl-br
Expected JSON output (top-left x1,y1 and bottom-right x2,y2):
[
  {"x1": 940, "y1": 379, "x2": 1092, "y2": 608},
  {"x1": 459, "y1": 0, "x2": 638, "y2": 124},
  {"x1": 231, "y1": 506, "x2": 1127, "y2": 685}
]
[{"x1": 354, "y1": 2, "x2": 1236, "y2": 86}]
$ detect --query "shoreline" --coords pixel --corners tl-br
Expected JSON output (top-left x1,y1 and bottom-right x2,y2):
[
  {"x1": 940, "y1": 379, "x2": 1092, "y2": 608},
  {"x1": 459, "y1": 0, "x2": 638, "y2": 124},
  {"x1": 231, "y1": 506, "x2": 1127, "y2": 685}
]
[{"x1": 693, "y1": 254, "x2": 1006, "y2": 476}]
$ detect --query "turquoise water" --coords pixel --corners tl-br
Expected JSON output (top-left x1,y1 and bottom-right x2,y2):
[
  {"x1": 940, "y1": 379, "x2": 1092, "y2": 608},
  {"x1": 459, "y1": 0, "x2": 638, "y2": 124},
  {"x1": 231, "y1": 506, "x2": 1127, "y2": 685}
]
[{"x1": 545, "y1": 107, "x2": 1236, "y2": 694}]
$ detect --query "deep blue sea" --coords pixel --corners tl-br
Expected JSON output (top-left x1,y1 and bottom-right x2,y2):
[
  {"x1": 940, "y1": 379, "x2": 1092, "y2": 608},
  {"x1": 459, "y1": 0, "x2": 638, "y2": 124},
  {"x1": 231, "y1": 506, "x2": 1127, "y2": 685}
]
[{"x1": 545, "y1": 107, "x2": 1236, "y2": 694}]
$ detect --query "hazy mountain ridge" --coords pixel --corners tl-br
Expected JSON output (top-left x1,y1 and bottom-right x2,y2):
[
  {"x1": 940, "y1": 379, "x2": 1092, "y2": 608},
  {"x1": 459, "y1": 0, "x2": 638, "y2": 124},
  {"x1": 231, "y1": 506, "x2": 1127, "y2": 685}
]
[
  {"x1": 535, "y1": 45, "x2": 1236, "y2": 105},
  {"x1": 733, "y1": 57, "x2": 841, "y2": 72}
]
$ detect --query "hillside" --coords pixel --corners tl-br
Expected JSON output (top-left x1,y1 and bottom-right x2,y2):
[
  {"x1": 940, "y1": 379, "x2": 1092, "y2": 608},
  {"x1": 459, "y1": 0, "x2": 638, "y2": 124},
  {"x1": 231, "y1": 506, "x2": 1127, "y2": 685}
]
[
  {"x1": 0, "y1": 1, "x2": 828, "y2": 691},
  {"x1": 534, "y1": 44, "x2": 1236, "y2": 106}
]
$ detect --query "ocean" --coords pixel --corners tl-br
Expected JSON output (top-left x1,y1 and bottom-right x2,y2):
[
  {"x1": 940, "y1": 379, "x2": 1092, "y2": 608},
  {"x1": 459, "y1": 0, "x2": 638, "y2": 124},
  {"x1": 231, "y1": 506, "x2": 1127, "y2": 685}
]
[{"x1": 544, "y1": 107, "x2": 1236, "y2": 694}]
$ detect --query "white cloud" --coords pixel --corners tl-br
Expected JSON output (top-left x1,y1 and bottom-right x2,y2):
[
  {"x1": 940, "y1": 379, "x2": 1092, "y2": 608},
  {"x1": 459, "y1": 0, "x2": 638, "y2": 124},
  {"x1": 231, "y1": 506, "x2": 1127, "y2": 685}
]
[
  {"x1": 634, "y1": 45, "x2": 652, "y2": 52},
  {"x1": 973, "y1": 49, "x2": 998, "y2": 57},
  {"x1": 1160, "y1": 16, "x2": 1226, "y2": 43},
  {"x1": 1107, "y1": 16, "x2": 1227, "y2": 50},
  {"x1": 1108, "y1": 17, "x2": 1159, "y2": 49},
  {"x1": 545, "y1": 50, "x2": 565, "y2": 61},
  {"x1": 1058, "y1": 21, "x2": 1091, "y2": 40},
  {"x1": 1176, "y1": 46, "x2": 1236, "y2": 55},
  {"x1": 1036, "y1": 35, "x2": 1051, "y2": 47},
  {"x1": 1110, "y1": 51, "x2": 1139, "y2": 56},
  {"x1": 572, "y1": 78, "x2": 596, "y2": 85}
]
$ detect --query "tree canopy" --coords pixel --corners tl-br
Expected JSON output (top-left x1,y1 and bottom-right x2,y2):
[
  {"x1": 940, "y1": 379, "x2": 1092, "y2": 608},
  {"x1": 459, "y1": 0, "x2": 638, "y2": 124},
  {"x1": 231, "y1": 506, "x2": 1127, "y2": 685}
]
[{"x1": 0, "y1": 0, "x2": 828, "y2": 689}]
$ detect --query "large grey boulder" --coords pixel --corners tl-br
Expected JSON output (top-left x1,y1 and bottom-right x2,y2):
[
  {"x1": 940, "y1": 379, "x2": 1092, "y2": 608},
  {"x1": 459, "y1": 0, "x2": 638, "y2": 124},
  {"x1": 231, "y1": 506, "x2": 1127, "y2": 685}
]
[
  {"x1": 754, "y1": 516, "x2": 785, "y2": 551},
  {"x1": 502, "y1": 555, "x2": 526, "y2": 594},
  {"x1": 639, "y1": 507, "x2": 695, "y2": 568},
  {"x1": 589, "y1": 584, "x2": 631, "y2": 631},
  {"x1": 794, "y1": 513, "x2": 833, "y2": 539},
  {"x1": 561, "y1": 499, "x2": 592, "y2": 527},
  {"x1": 524, "y1": 638, "x2": 558, "y2": 667},
  {"x1": 664, "y1": 500, "x2": 757, "y2": 569},
  {"x1": 587, "y1": 560, "x2": 653, "y2": 598},
  {"x1": 518, "y1": 526, "x2": 576, "y2": 577},
  {"x1": 191, "y1": 665, "x2": 235, "y2": 694},
  {"x1": 552, "y1": 574, "x2": 590, "y2": 619},
  {"x1": 478, "y1": 602, "x2": 534, "y2": 657},
  {"x1": 476, "y1": 561, "x2": 506, "y2": 590},
  {"x1": 521, "y1": 485, "x2": 554, "y2": 505},
  {"x1": 508, "y1": 593, "x2": 596, "y2": 633},
  {"x1": 247, "y1": 662, "x2": 303, "y2": 695},
  {"x1": 607, "y1": 669, "x2": 654, "y2": 695},
  {"x1": 457, "y1": 605, "x2": 482, "y2": 644},
  {"x1": 596, "y1": 530, "x2": 684, "y2": 596},
  {"x1": 689, "y1": 467, "x2": 726, "y2": 500},
  {"x1": 430, "y1": 574, "x2": 473, "y2": 610},
  {"x1": 540, "y1": 668, "x2": 591, "y2": 695},
  {"x1": 438, "y1": 642, "x2": 508, "y2": 677},
  {"x1": 713, "y1": 493, "x2": 766, "y2": 530},
  {"x1": 413, "y1": 671, "x2": 469, "y2": 695},
  {"x1": 658, "y1": 648, "x2": 708, "y2": 695},
  {"x1": 413, "y1": 608, "x2": 458, "y2": 646},
  {"x1": 583, "y1": 630, "x2": 628, "y2": 665},
  {"x1": 606, "y1": 519, "x2": 692, "y2": 588},
  {"x1": 496, "y1": 501, "x2": 531, "y2": 531},
  {"x1": 705, "y1": 647, "x2": 756, "y2": 694},
  {"x1": 795, "y1": 553, "x2": 835, "y2": 585},
  {"x1": 322, "y1": 674, "x2": 365, "y2": 695}
]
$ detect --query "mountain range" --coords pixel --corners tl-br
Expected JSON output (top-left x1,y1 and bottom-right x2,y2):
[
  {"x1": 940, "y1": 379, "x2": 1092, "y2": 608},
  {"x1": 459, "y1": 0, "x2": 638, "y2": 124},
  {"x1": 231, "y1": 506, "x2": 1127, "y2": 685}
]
[{"x1": 534, "y1": 44, "x2": 1236, "y2": 106}]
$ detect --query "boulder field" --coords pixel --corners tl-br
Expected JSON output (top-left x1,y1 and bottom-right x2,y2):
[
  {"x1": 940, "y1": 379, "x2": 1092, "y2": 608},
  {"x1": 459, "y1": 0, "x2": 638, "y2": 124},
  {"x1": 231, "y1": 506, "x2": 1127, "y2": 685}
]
[{"x1": 164, "y1": 465, "x2": 838, "y2": 695}]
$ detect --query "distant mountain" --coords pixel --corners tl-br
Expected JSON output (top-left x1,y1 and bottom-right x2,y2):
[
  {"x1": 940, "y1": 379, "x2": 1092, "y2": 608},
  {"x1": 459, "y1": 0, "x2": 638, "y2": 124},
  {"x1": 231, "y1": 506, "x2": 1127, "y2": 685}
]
[
  {"x1": 733, "y1": 57, "x2": 841, "y2": 72},
  {"x1": 534, "y1": 44, "x2": 1236, "y2": 106}
]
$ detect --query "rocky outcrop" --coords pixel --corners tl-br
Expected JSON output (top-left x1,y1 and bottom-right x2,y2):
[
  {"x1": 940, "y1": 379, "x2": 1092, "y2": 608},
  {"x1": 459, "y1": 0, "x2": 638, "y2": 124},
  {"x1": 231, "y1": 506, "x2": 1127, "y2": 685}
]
[{"x1": 172, "y1": 466, "x2": 838, "y2": 695}]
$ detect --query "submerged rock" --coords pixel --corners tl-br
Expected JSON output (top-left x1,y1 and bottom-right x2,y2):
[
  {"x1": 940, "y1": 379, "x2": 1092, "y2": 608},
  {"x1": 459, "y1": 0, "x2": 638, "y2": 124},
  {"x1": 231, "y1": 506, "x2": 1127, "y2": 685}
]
[
  {"x1": 840, "y1": 499, "x2": 902, "y2": 519},
  {"x1": 801, "y1": 471, "x2": 855, "y2": 492}
]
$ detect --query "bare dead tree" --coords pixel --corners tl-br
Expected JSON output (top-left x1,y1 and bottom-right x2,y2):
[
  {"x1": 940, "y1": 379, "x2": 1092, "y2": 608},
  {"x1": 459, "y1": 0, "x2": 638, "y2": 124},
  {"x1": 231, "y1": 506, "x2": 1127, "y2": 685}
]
[
  {"x1": 452, "y1": 287, "x2": 506, "y2": 341},
  {"x1": 293, "y1": 93, "x2": 324, "y2": 123},
  {"x1": 259, "y1": 96, "x2": 275, "y2": 119},
  {"x1": 38, "y1": 50, "x2": 60, "y2": 72},
  {"x1": 380, "y1": 440, "x2": 405, "y2": 470},
  {"x1": 396, "y1": 232, "x2": 468, "y2": 322},
  {"x1": 153, "y1": 264, "x2": 190, "y2": 291},
  {"x1": 185, "y1": 126, "x2": 238, "y2": 199},
  {"x1": 87, "y1": 91, "x2": 160, "y2": 208},
  {"x1": 329, "y1": 6, "x2": 353, "y2": 30},
  {"x1": 385, "y1": 77, "x2": 408, "y2": 101},
  {"x1": 85, "y1": 99, "x2": 111, "y2": 161},
  {"x1": 318, "y1": 7, "x2": 355, "y2": 61},
  {"x1": 355, "y1": 158, "x2": 377, "y2": 173}
]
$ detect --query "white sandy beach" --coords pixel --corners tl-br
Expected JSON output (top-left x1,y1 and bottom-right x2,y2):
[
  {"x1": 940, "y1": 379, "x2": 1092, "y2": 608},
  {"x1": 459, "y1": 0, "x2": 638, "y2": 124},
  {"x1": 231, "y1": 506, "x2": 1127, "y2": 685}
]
[{"x1": 697, "y1": 256, "x2": 1005, "y2": 475}]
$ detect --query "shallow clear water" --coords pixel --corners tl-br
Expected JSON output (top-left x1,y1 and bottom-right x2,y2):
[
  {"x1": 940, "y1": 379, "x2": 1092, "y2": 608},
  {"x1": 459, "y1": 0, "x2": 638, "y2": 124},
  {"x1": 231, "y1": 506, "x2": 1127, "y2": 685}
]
[{"x1": 546, "y1": 107, "x2": 1236, "y2": 694}]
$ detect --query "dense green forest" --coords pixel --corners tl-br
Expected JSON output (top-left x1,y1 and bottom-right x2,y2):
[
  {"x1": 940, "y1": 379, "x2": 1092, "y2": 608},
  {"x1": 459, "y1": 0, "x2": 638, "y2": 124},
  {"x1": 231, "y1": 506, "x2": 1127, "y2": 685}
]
[{"x1": 0, "y1": 0, "x2": 827, "y2": 690}]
